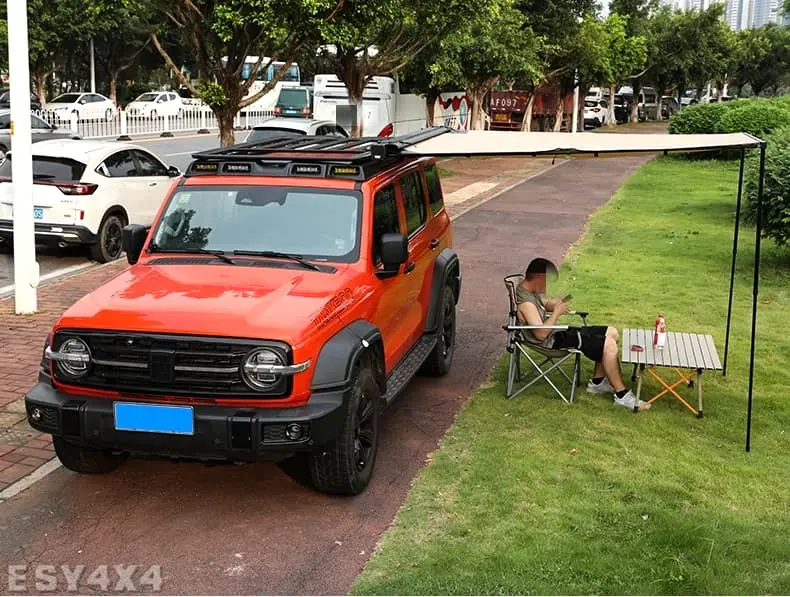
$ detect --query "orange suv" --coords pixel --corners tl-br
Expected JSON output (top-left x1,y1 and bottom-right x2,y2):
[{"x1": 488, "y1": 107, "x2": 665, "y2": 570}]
[{"x1": 25, "y1": 129, "x2": 461, "y2": 495}]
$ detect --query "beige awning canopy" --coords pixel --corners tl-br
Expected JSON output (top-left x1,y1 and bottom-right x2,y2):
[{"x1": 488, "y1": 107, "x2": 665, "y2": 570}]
[{"x1": 399, "y1": 130, "x2": 764, "y2": 157}]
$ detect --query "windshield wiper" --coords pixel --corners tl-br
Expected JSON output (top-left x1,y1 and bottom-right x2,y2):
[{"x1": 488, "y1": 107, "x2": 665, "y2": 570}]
[
  {"x1": 148, "y1": 243, "x2": 236, "y2": 265},
  {"x1": 231, "y1": 250, "x2": 321, "y2": 271}
]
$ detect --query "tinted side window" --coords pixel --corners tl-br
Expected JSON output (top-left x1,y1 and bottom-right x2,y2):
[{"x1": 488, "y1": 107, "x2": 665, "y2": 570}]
[
  {"x1": 132, "y1": 150, "x2": 168, "y2": 176},
  {"x1": 0, "y1": 156, "x2": 86, "y2": 181},
  {"x1": 103, "y1": 150, "x2": 137, "y2": 177},
  {"x1": 424, "y1": 163, "x2": 444, "y2": 216},
  {"x1": 401, "y1": 171, "x2": 427, "y2": 235},
  {"x1": 372, "y1": 184, "x2": 400, "y2": 264}
]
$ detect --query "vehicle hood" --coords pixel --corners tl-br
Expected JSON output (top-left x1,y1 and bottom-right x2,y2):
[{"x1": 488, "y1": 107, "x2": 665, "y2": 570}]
[
  {"x1": 43, "y1": 102, "x2": 75, "y2": 108},
  {"x1": 56, "y1": 263, "x2": 363, "y2": 345}
]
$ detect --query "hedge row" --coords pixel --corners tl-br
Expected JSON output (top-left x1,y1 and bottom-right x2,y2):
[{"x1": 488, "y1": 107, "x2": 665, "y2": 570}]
[{"x1": 667, "y1": 96, "x2": 790, "y2": 138}]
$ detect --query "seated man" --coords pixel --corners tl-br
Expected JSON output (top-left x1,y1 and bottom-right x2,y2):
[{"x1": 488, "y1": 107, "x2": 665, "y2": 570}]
[{"x1": 516, "y1": 258, "x2": 648, "y2": 410}]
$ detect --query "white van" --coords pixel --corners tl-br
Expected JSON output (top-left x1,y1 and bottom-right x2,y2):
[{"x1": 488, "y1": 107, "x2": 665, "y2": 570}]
[{"x1": 312, "y1": 74, "x2": 395, "y2": 137}]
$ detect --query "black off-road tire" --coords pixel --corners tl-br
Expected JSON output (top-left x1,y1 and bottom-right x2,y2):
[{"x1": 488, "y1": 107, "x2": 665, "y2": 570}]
[
  {"x1": 421, "y1": 285, "x2": 457, "y2": 377},
  {"x1": 308, "y1": 362, "x2": 380, "y2": 495},
  {"x1": 90, "y1": 212, "x2": 126, "y2": 263},
  {"x1": 53, "y1": 436, "x2": 127, "y2": 474}
]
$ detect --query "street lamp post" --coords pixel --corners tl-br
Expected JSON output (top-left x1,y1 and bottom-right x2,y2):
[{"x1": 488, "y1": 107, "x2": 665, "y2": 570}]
[
  {"x1": 90, "y1": 38, "x2": 96, "y2": 93},
  {"x1": 571, "y1": 69, "x2": 580, "y2": 133},
  {"x1": 8, "y1": 0, "x2": 39, "y2": 313}
]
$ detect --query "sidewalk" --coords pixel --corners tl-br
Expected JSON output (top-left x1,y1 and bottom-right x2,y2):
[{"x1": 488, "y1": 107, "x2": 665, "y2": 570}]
[{"x1": 0, "y1": 155, "x2": 556, "y2": 493}]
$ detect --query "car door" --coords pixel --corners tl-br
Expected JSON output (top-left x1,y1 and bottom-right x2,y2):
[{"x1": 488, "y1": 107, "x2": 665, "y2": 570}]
[
  {"x1": 129, "y1": 149, "x2": 173, "y2": 224},
  {"x1": 397, "y1": 168, "x2": 432, "y2": 348},
  {"x1": 96, "y1": 149, "x2": 149, "y2": 226},
  {"x1": 370, "y1": 182, "x2": 413, "y2": 369}
]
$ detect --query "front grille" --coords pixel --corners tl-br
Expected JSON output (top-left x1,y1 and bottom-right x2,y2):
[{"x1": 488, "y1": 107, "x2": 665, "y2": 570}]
[{"x1": 51, "y1": 330, "x2": 291, "y2": 398}]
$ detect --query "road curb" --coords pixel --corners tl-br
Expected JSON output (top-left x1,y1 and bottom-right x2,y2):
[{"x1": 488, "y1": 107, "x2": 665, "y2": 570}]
[{"x1": 0, "y1": 259, "x2": 118, "y2": 303}]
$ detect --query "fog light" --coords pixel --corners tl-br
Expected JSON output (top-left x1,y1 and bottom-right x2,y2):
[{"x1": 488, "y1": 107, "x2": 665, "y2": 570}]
[
  {"x1": 31, "y1": 407, "x2": 42, "y2": 422},
  {"x1": 285, "y1": 423, "x2": 304, "y2": 441}
]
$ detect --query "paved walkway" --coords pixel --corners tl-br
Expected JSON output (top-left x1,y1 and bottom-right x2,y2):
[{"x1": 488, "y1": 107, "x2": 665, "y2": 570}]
[{"x1": 0, "y1": 154, "x2": 650, "y2": 594}]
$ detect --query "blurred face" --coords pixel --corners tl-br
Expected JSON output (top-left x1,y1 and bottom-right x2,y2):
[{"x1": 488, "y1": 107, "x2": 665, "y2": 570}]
[{"x1": 526, "y1": 272, "x2": 547, "y2": 294}]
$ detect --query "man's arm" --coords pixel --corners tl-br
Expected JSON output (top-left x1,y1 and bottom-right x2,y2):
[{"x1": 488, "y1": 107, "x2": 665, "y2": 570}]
[{"x1": 517, "y1": 301, "x2": 566, "y2": 341}]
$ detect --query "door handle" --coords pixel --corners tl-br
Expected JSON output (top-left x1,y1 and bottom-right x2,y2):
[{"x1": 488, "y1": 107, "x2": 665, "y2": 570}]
[
  {"x1": 403, "y1": 261, "x2": 416, "y2": 274},
  {"x1": 148, "y1": 182, "x2": 157, "y2": 186},
  {"x1": 430, "y1": 238, "x2": 440, "y2": 249}
]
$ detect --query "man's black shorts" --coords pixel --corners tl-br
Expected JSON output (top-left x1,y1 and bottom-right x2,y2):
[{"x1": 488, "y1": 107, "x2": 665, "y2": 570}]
[{"x1": 552, "y1": 325, "x2": 608, "y2": 362}]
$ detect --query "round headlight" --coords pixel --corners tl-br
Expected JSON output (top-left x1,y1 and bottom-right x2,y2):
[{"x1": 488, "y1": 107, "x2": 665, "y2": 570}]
[
  {"x1": 242, "y1": 348, "x2": 284, "y2": 391},
  {"x1": 56, "y1": 338, "x2": 91, "y2": 378}
]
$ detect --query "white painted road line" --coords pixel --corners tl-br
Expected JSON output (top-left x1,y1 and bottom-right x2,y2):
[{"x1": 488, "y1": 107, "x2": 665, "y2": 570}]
[
  {"x1": 0, "y1": 458, "x2": 62, "y2": 504},
  {"x1": 0, "y1": 261, "x2": 97, "y2": 298}
]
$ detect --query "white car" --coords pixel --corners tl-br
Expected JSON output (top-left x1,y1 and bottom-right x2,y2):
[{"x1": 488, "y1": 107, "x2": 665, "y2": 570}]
[
  {"x1": 42, "y1": 92, "x2": 117, "y2": 123},
  {"x1": 125, "y1": 91, "x2": 185, "y2": 119},
  {"x1": 0, "y1": 139, "x2": 181, "y2": 262},
  {"x1": 583, "y1": 97, "x2": 609, "y2": 128},
  {"x1": 244, "y1": 118, "x2": 349, "y2": 143}
]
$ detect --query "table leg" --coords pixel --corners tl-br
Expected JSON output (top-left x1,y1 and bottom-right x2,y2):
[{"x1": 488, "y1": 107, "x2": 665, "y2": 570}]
[
  {"x1": 634, "y1": 364, "x2": 644, "y2": 413},
  {"x1": 697, "y1": 368, "x2": 703, "y2": 418}
]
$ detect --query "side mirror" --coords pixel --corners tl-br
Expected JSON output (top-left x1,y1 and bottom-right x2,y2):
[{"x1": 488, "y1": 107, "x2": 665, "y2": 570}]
[
  {"x1": 122, "y1": 224, "x2": 148, "y2": 265},
  {"x1": 167, "y1": 165, "x2": 181, "y2": 177},
  {"x1": 376, "y1": 232, "x2": 408, "y2": 279}
]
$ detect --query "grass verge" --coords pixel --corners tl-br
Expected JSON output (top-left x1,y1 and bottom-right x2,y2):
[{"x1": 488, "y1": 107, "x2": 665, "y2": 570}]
[{"x1": 350, "y1": 155, "x2": 790, "y2": 595}]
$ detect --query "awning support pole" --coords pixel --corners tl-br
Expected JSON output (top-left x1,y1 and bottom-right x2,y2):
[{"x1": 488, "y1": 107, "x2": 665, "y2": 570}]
[{"x1": 723, "y1": 147, "x2": 745, "y2": 376}]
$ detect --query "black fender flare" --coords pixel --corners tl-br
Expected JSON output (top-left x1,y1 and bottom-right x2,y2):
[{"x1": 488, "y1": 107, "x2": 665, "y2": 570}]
[
  {"x1": 310, "y1": 320, "x2": 386, "y2": 395},
  {"x1": 424, "y1": 248, "x2": 461, "y2": 334}
]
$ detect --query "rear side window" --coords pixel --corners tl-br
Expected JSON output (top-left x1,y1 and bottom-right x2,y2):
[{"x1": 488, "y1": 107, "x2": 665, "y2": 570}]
[
  {"x1": 424, "y1": 163, "x2": 444, "y2": 216},
  {"x1": 400, "y1": 171, "x2": 427, "y2": 235},
  {"x1": 0, "y1": 156, "x2": 86, "y2": 181},
  {"x1": 372, "y1": 184, "x2": 400, "y2": 264}
]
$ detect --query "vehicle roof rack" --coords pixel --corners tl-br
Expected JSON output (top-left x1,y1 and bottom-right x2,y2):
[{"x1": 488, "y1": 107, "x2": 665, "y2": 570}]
[{"x1": 184, "y1": 126, "x2": 458, "y2": 181}]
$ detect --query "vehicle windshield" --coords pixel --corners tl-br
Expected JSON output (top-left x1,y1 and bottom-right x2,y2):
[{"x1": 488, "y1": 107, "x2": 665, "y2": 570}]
[
  {"x1": 135, "y1": 93, "x2": 159, "y2": 102},
  {"x1": 584, "y1": 100, "x2": 598, "y2": 107},
  {"x1": 246, "y1": 128, "x2": 305, "y2": 143},
  {"x1": 150, "y1": 186, "x2": 362, "y2": 262},
  {"x1": 277, "y1": 88, "x2": 308, "y2": 106},
  {"x1": 50, "y1": 93, "x2": 81, "y2": 104}
]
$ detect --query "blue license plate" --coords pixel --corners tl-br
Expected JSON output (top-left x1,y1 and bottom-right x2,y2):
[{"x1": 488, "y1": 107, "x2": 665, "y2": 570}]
[
  {"x1": 33, "y1": 208, "x2": 43, "y2": 220},
  {"x1": 113, "y1": 402, "x2": 194, "y2": 435}
]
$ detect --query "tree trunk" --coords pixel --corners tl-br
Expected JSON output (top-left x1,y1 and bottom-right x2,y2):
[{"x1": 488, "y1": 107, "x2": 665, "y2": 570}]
[
  {"x1": 32, "y1": 72, "x2": 48, "y2": 106},
  {"x1": 425, "y1": 90, "x2": 439, "y2": 127},
  {"x1": 348, "y1": 96, "x2": 365, "y2": 136},
  {"x1": 607, "y1": 83, "x2": 617, "y2": 126},
  {"x1": 521, "y1": 94, "x2": 535, "y2": 132},
  {"x1": 109, "y1": 71, "x2": 120, "y2": 107},
  {"x1": 553, "y1": 96, "x2": 565, "y2": 132},
  {"x1": 216, "y1": 107, "x2": 236, "y2": 146},
  {"x1": 337, "y1": 52, "x2": 367, "y2": 137},
  {"x1": 469, "y1": 88, "x2": 487, "y2": 131}
]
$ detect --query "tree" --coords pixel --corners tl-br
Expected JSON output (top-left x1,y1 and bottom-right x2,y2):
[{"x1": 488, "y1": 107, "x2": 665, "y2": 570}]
[
  {"x1": 731, "y1": 25, "x2": 790, "y2": 96},
  {"x1": 147, "y1": 0, "x2": 345, "y2": 146},
  {"x1": 317, "y1": 0, "x2": 495, "y2": 136},
  {"x1": 86, "y1": 0, "x2": 159, "y2": 105},
  {"x1": 600, "y1": 13, "x2": 647, "y2": 126},
  {"x1": 566, "y1": 15, "x2": 611, "y2": 131},
  {"x1": 429, "y1": 1, "x2": 542, "y2": 130}
]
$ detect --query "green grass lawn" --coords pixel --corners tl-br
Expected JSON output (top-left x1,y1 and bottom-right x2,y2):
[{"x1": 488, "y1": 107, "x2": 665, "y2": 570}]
[{"x1": 351, "y1": 155, "x2": 790, "y2": 595}]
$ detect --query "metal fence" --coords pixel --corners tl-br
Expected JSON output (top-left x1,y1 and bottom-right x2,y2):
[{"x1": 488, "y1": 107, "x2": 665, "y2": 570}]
[{"x1": 33, "y1": 106, "x2": 277, "y2": 140}]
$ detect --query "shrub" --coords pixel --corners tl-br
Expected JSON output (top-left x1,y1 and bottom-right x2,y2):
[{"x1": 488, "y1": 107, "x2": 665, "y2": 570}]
[
  {"x1": 667, "y1": 101, "x2": 739, "y2": 134},
  {"x1": 717, "y1": 99, "x2": 790, "y2": 137},
  {"x1": 743, "y1": 125, "x2": 790, "y2": 248}
]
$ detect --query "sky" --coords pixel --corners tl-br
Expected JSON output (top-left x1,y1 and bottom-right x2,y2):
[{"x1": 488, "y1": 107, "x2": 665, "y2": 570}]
[{"x1": 599, "y1": 0, "x2": 610, "y2": 16}]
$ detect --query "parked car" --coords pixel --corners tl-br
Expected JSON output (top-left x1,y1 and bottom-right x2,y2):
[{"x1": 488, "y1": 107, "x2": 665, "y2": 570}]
[
  {"x1": 0, "y1": 88, "x2": 41, "y2": 111},
  {"x1": 0, "y1": 139, "x2": 181, "y2": 262},
  {"x1": 274, "y1": 86, "x2": 314, "y2": 118},
  {"x1": 613, "y1": 94, "x2": 633, "y2": 124},
  {"x1": 637, "y1": 87, "x2": 660, "y2": 121},
  {"x1": 125, "y1": 91, "x2": 185, "y2": 119},
  {"x1": 661, "y1": 96, "x2": 681, "y2": 119},
  {"x1": 244, "y1": 118, "x2": 349, "y2": 142},
  {"x1": 24, "y1": 133, "x2": 461, "y2": 496},
  {"x1": 42, "y1": 92, "x2": 116, "y2": 122},
  {"x1": 583, "y1": 97, "x2": 609, "y2": 128},
  {"x1": 0, "y1": 109, "x2": 80, "y2": 159}
]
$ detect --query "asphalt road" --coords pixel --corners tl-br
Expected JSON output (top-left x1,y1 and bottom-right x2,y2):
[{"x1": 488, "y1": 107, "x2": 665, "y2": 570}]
[
  {"x1": 0, "y1": 157, "x2": 650, "y2": 595},
  {"x1": 0, "y1": 134, "x2": 223, "y2": 294}
]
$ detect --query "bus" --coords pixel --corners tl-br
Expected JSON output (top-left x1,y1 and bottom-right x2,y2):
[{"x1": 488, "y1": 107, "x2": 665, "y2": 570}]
[{"x1": 231, "y1": 56, "x2": 302, "y2": 112}]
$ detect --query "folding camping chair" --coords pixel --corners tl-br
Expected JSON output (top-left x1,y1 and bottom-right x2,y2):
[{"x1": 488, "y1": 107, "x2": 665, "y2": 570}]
[{"x1": 503, "y1": 274, "x2": 590, "y2": 403}]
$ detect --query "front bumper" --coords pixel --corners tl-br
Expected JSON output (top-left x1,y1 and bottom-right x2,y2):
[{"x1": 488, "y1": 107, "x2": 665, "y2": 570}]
[
  {"x1": 0, "y1": 220, "x2": 96, "y2": 246},
  {"x1": 25, "y1": 381, "x2": 350, "y2": 462}
]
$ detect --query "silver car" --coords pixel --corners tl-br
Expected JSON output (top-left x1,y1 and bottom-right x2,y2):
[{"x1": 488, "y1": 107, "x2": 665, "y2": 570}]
[{"x1": 0, "y1": 109, "x2": 80, "y2": 159}]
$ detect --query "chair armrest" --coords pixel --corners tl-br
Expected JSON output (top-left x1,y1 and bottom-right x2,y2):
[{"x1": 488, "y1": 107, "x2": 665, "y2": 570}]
[{"x1": 568, "y1": 310, "x2": 589, "y2": 325}]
